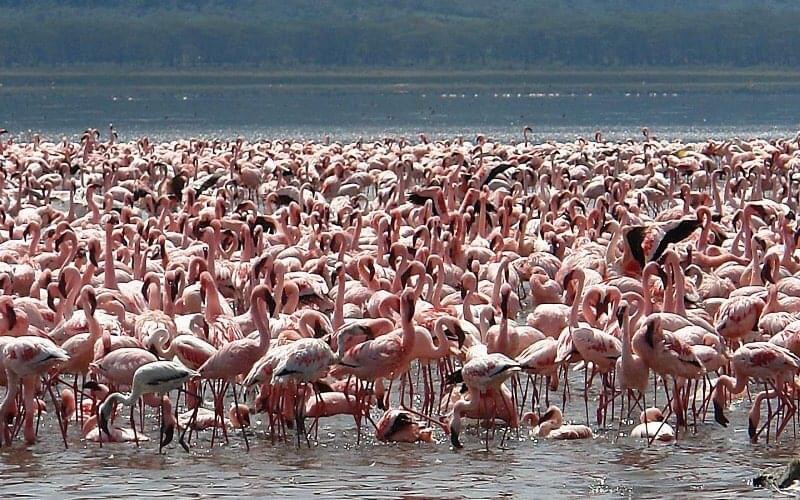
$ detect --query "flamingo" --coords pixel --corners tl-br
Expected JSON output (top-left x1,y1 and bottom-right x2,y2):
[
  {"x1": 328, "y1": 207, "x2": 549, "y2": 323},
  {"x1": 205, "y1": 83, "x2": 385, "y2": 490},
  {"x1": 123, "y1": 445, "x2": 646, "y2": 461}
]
[
  {"x1": 193, "y1": 284, "x2": 272, "y2": 449},
  {"x1": 98, "y1": 360, "x2": 198, "y2": 452},
  {"x1": 449, "y1": 344, "x2": 521, "y2": 449},
  {"x1": 630, "y1": 407, "x2": 675, "y2": 442},
  {"x1": 0, "y1": 336, "x2": 69, "y2": 445},
  {"x1": 713, "y1": 341, "x2": 800, "y2": 443},
  {"x1": 523, "y1": 406, "x2": 594, "y2": 440}
]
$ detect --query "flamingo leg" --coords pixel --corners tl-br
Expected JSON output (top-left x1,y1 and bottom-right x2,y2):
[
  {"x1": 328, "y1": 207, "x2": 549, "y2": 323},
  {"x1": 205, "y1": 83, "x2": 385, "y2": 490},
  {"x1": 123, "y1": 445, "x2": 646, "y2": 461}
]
[
  {"x1": 45, "y1": 378, "x2": 68, "y2": 449},
  {"x1": 158, "y1": 397, "x2": 165, "y2": 454},
  {"x1": 130, "y1": 403, "x2": 139, "y2": 448},
  {"x1": 209, "y1": 382, "x2": 220, "y2": 448},
  {"x1": 231, "y1": 382, "x2": 250, "y2": 451},
  {"x1": 219, "y1": 381, "x2": 230, "y2": 445}
]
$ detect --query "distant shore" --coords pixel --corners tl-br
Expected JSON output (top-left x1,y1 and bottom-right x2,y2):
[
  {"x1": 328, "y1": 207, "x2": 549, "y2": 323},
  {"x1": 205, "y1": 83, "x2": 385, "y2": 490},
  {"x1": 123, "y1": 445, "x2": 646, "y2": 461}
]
[{"x1": 3, "y1": 67, "x2": 800, "y2": 94}]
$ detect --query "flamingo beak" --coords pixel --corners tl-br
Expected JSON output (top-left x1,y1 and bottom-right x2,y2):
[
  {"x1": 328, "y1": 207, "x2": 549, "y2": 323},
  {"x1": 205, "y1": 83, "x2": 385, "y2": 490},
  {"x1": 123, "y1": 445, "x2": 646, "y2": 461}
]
[
  {"x1": 83, "y1": 380, "x2": 101, "y2": 391},
  {"x1": 98, "y1": 401, "x2": 112, "y2": 437},
  {"x1": 161, "y1": 423, "x2": 175, "y2": 449},
  {"x1": 450, "y1": 429, "x2": 463, "y2": 449},
  {"x1": 713, "y1": 400, "x2": 728, "y2": 427}
]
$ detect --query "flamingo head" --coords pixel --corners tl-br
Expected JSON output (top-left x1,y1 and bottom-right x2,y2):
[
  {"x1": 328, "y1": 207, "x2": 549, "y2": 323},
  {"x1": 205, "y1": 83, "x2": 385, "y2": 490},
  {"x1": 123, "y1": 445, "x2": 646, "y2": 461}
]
[
  {"x1": 81, "y1": 285, "x2": 97, "y2": 316},
  {"x1": 400, "y1": 288, "x2": 416, "y2": 322},
  {"x1": 500, "y1": 284, "x2": 512, "y2": 317},
  {"x1": 1, "y1": 298, "x2": 17, "y2": 329},
  {"x1": 97, "y1": 397, "x2": 114, "y2": 438}
]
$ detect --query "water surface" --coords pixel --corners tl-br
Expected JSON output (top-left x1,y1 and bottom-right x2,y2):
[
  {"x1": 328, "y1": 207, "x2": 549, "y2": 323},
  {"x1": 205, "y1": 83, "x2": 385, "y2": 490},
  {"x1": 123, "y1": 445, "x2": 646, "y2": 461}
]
[
  {"x1": 0, "y1": 371, "x2": 792, "y2": 499},
  {"x1": 1, "y1": 72, "x2": 799, "y2": 143},
  {"x1": 0, "y1": 73, "x2": 796, "y2": 498}
]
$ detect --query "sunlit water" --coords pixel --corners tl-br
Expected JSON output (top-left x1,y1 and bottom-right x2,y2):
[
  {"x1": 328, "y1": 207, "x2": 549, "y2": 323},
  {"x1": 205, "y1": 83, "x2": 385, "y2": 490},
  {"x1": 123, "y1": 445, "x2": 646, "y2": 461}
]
[
  {"x1": 2, "y1": 81, "x2": 800, "y2": 143},
  {"x1": 0, "y1": 368, "x2": 795, "y2": 498},
  {"x1": 1, "y1": 78, "x2": 799, "y2": 498}
]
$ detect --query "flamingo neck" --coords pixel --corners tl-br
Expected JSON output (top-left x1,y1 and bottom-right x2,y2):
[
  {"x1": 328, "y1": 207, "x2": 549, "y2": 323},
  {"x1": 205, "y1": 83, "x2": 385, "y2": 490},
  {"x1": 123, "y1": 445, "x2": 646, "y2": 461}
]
[
  {"x1": 87, "y1": 189, "x2": 100, "y2": 224},
  {"x1": 333, "y1": 271, "x2": 345, "y2": 330},
  {"x1": 252, "y1": 297, "x2": 271, "y2": 352},
  {"x1": 569, "y1": 273, "x2": 586, "y2": 327},
  {"x1": 207, "y1": 232, "x2": 217, "y2": 278},
  {"x1": 103, "y1": 226, "x2": 118, "y2": 290},
  {"x1": 204, "y1": 282, "x2": 224, "y2": 320},
  {"x1": 432, "y1": 319, "x2": 450, "y2": 358}
]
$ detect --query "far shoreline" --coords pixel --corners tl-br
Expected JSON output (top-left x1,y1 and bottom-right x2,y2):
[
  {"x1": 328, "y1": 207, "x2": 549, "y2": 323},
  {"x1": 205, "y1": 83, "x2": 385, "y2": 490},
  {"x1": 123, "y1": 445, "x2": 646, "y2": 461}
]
[{"x1": 2, "y1": 66, "x2": 800, "y2": 94}]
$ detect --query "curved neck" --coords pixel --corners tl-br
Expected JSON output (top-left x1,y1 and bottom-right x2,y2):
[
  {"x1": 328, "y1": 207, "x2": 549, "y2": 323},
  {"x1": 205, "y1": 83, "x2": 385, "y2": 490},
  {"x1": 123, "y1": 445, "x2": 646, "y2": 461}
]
[
  {"x1": 463, "y1": 290, "x2": 475, "y2": 324},
  {"x1": 206, "y1": 231, "x2": 218, "y2": 278},
  {"x1": 56, "y1": 234, "x2": 78, "y2": 269},
  {"x1": 431, "y1": 262, "x2": 445, "y2": 308},
  {"x1": 641, "y1": 270, "x2": 655, "y2": 315},
  {"x1": 204, "y1": 281, "x2": 225, "y2": 320},
  {"x1": 251, "y1": 296, "x2": 271, "y2": 351},
  {"x1": 697, "y1": 214, "x2": 711, "y2": 252},
  {"x1": 431, "y1": 319, "x2": 451, "y2": 358},
  {"x1": 672, "y1": 264, "x2": 687, "y2": 316},
  {"x1": 27, "y1": 225, "x2": 40, "y2": 257},
  {"x1": 333, "y1": 270, "x2": 345, "y2": 330},
  {"x1": 87, "y1": 188, "x2": 100, "y2": 224},
  {"x1": 104, "y1": 226, "x2": 118, "y2": 289},
  {"x1": 569, "y1": 272, "x2": 586, "y2": 327},
  {"x1": 492, "y1": 261, "x2": 507, "y2": 306}
]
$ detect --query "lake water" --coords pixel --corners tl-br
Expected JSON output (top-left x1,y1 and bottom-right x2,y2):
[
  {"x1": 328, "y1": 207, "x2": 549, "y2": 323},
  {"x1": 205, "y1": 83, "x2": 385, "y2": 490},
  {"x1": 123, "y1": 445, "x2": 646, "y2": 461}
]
[
  {"x1": 0, "y1": 371, "x2": 794, "y2": 499},
  {"x1": 0, "y1": 74, "x2": 798, "y2": 498},
  {"x1": 1, "y1": 73, "x2": 800, "y2": 143}
]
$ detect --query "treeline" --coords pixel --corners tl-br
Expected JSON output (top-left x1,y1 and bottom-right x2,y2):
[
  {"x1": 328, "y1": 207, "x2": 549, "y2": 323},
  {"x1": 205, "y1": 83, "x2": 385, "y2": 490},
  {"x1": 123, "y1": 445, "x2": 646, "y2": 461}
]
[{"x1": 0, "y1": 2, "x2": 799, "y2": 68}]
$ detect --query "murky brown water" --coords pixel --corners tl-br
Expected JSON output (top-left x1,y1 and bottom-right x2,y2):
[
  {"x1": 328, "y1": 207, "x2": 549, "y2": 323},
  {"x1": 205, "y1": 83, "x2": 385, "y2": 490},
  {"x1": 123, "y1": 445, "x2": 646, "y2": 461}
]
[{"x1": 0, "y1": 369, "x2": 793, "y2": 499}]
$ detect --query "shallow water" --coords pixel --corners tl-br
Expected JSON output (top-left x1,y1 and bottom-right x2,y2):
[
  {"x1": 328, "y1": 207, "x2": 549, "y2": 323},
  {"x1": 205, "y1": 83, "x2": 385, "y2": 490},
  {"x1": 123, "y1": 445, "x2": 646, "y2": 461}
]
[{"x1": 0, "y1": 371, "x2": 793, "y2": 499}]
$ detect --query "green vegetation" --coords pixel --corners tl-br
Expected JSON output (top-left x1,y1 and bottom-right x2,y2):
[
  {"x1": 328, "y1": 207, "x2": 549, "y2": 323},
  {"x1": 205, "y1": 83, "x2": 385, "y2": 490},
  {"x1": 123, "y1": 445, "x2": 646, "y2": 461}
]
[{"x1": 1, "y1": 1, "x2": 800, "y2": 68}]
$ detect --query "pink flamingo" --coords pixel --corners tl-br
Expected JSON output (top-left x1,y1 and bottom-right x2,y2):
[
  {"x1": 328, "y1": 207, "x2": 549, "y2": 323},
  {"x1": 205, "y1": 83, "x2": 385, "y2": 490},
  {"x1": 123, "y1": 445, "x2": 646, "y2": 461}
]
[
  {"x1": 0, "y1": 336, "x2": 69, "y2": 445},
  {"x1": 193, "y1": 284, "x2": 271, "y2": 450},
  {"x1": 713, "y1": 341, "x2": 800, "y2": 443},
  {"x1": 523, "y1": 405, "x2": 594, "y2": 440},
  {"x1": 449, "y1": 344, "x2": 520, "y2": 449}
]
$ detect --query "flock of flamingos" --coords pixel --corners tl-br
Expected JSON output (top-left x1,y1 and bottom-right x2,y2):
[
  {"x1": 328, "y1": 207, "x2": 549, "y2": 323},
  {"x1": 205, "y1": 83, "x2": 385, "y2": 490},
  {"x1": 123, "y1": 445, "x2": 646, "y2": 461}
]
[{"x1": 0, "y1": 126, "x2": 798, "y2": 454}]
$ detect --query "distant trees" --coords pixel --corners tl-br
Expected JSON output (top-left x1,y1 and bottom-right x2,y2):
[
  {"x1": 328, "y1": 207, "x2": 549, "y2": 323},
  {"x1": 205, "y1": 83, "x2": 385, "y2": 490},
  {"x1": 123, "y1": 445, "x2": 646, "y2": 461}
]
[{"x1": 0, "y1": 2, "x2": 799, "y2": 68}]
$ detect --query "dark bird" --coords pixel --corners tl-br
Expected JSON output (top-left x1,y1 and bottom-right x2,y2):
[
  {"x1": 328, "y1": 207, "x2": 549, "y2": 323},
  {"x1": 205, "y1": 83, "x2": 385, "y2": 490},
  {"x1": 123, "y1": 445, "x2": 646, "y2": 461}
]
[
  {"x1": 192, "y1": 172, "x2": 227, "y2": 197},
  {"x1": 482, "y1": 163, "x2": 515, "y2": 186},
  {"x1": 622, "y1": 217, "x2": 701, "y2": 274}
]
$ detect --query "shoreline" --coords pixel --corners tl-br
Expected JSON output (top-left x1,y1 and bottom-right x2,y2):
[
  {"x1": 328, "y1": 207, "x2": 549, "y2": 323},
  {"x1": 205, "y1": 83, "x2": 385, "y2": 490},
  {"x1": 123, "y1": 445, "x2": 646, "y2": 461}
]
[{"x1": 3, "y1": 67, "x2": 800, "y2": 94}]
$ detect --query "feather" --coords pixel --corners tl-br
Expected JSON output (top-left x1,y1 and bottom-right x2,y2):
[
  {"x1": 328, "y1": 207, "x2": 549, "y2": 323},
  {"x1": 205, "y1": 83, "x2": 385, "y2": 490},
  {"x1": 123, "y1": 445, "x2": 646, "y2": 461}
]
[
  {"x1": 651, "y1": 218, "x2": 701, "y2": 261},
  {"x1": 625, "y1": 226, "x2": 647, "y2": 270},
  {"x1": 482, "y1": 163, "x2": 515, "y2": 186}
]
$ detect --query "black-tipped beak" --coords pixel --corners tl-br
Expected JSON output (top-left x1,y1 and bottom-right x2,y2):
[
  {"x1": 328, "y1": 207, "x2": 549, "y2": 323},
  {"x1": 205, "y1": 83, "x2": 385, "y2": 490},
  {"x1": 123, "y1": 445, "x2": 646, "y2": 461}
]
[
  {"x1": 179, "y1": 433, "x2": 190, "y2": 453},
  {"x1": 161, "y1": 423, "x2": 175, "y2": 448},
  {"x1": 99, "y1": 412, "x2": 111, "y2": 437},
  {"x1": 748, "y1": 417, "x2": 757, "y2": 442},
  {"x1": 83, "y1": 380, "x2": 101, "y2": 390},
  {"x1": 713, "y1": 400, "x2": 728, "y2": 427},
  {"x1": 445, "y1": 369, "x2": 463, "y2": 386},
  {"x1": 450, "y1": 429, "x2": 463, "y2": 449}
]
